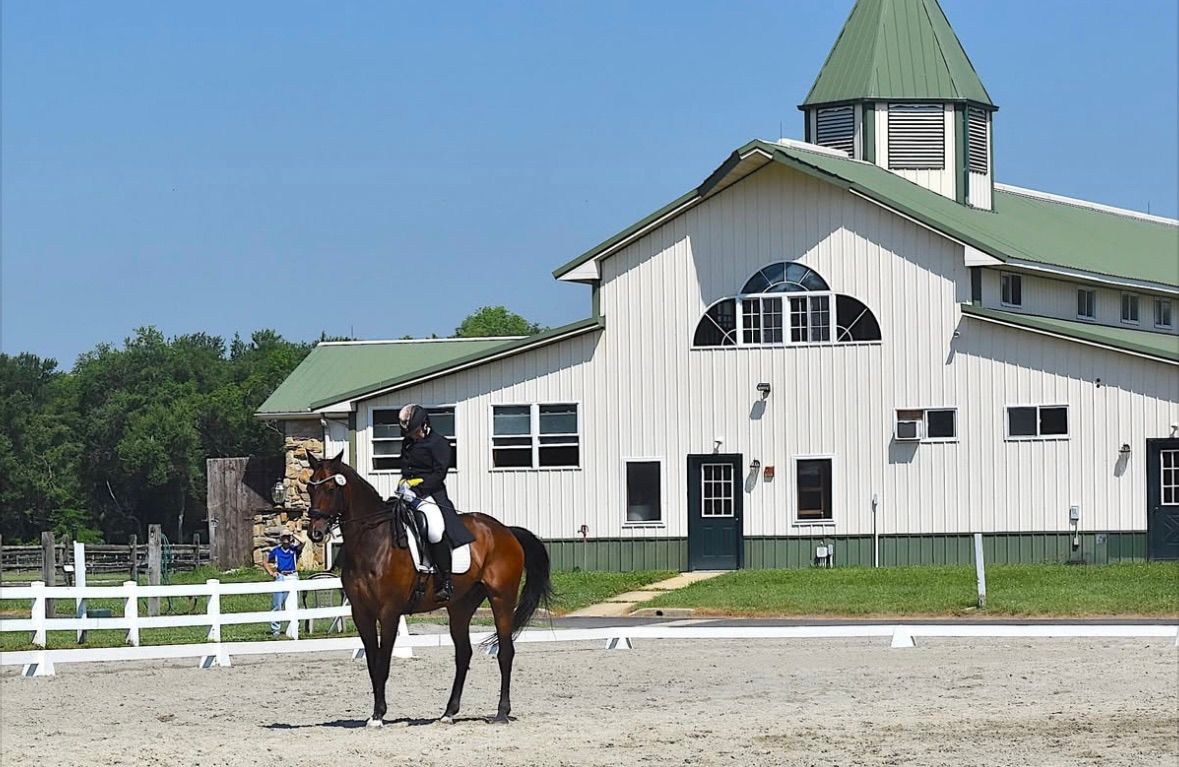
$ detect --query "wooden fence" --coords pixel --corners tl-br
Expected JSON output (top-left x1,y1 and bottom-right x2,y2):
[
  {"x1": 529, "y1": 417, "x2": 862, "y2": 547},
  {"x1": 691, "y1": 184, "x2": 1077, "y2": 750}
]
[{"x1": 0, "y1": 535, "x2": 211, "y2": 582}]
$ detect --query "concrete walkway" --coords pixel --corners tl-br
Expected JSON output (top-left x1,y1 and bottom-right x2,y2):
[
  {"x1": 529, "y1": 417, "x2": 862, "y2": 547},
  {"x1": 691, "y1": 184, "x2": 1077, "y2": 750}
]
[{"x1": 566, "y1": 571, "x2": 727, "y2": 618}]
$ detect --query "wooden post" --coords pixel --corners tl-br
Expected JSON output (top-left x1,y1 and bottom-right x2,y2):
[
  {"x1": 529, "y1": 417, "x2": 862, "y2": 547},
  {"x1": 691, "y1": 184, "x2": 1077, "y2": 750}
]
[
  {"x1": 41, "y1": 532, "x2": 56, "y2": 618},
  {"x1": 74, "y1": 541, "x2": 88, "y2": 644},
  {"x1": 129, "y1": 534, "x2": 139, "y2": 582},
  {"x1": 0, "y1": 533, "x2": 5, "y2": 584},
  {"x1": 147, "y1": 525, "x2": 162, "y2": 617}
]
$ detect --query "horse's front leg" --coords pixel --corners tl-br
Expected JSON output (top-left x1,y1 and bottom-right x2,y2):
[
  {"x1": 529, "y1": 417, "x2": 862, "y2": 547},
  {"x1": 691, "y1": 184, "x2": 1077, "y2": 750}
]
[
  {"x1": 353, "y1": 606, "x2": 386, "y2": 727},
  {"x1": 367, "y1": 609, "x2": 402, "y2": 726}
]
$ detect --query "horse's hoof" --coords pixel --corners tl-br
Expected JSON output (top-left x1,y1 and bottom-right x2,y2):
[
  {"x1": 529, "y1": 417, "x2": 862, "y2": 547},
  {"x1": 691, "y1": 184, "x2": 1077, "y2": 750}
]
[
  {"x1": 490, "y1": 714, "x2": 511, "y2": 725},
  {"x1": 366, "y1": 718, "x2": 384, "y2": 729},
  {"x1": 439, "y1": 715, "x2": 454, "y2": 724}
]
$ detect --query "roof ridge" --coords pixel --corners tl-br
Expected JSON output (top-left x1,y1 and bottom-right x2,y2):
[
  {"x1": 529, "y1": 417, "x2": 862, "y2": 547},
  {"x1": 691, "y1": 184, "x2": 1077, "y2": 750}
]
[
  {"x1": 925, "y1": 0, "x2": 994, "y2": 104},
  {"x1": 917, "y1": 0, "x2": 959, "y2": 99},
  {"x1": 995, "y1": 183, "x2": 1179, "y2": 227},
  {"x1": 318, "y1": 336, "x2": 524, "y2": 347}
]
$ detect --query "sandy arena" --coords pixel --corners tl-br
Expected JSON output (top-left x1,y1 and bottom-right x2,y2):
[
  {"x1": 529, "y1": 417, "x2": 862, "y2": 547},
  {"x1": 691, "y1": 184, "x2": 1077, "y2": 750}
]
[{"x1": 2, "y1": 636, "x2": 1175, "y2": 767}]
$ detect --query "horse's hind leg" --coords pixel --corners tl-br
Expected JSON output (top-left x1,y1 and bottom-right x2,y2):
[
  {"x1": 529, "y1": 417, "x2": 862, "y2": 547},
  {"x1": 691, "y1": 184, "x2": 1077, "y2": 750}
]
[
  {"x1": 487, "y1": 588, "x2": 519, "y2": 724},
  {"x1": 442, "y1": 584, "x2": 484, "y2": 722}
]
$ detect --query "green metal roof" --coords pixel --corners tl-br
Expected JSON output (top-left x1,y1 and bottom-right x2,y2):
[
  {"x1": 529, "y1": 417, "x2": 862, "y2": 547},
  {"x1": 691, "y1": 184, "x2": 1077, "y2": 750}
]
[
  {"x1": 962, "y1": 305, "x2": 1179, "y2": 364},
  {"x1": 256, "y1": 337, "x2": 515, "y2": 416},
  {"x1": 555, "y1": 140, "x2": 1179, "y2": 288},
  {"x1": 802, "y1": 0, "x2": 994, "y2": 107}
]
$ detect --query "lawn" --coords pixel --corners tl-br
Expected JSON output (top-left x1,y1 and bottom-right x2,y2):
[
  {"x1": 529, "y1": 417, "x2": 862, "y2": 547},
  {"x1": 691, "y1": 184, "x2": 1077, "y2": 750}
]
[
  {"x1": 0, "y1": 567, "x2": 674, "y2": 651},
  {"x1": 643, "y1": 563, "x2": 1179, "y2": 617}
]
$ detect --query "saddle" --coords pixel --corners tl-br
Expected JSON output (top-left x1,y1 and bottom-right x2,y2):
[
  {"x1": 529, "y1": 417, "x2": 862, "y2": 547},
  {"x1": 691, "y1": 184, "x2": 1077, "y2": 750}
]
[{"x1": 391, "y1": 499, "x2": 472, "y2": 575}]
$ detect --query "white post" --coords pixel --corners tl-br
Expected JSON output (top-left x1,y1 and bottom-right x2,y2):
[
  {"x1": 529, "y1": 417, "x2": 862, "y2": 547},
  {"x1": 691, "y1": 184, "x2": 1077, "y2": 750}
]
[
  {"x1": 74, "y1": 541, "x2": 87, "y2": 644},
  {"x1": 392, "y1": 615, "x2": 413, "y2": 659},
  {"x1": 124, "y1": 581, "x2": 140, "y2": 647},
  {"x1": 205, "y1": 579, "x2": 221, "y2": 642},
  {"x1": 30, "y1": 581, "x2": 46, "y2": 648},
  {"x1": 973, "y1": 533, "x2": 987, "y2": 609},
  {"x1": 283, "y1": 579, "x2": 299, "y2": 640}
]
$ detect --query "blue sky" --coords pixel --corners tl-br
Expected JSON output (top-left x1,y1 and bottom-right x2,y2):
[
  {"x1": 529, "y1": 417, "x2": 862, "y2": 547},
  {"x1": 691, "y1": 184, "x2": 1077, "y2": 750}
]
[{"x1": 3, "y1": 1, "x2": 1176, "y2": 367}]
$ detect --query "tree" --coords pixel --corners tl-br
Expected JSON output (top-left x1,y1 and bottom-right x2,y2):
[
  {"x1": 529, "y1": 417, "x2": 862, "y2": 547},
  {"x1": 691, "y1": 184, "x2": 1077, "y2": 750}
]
[{"x1": 454, "y1": 306, "x2": 545, "y2": 338}]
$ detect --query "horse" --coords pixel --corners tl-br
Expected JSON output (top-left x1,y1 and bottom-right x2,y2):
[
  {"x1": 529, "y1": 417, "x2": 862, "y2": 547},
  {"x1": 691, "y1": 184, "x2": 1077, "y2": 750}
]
[{"x1": 303, "y1": 450, "x2": 552, "y2": 726}]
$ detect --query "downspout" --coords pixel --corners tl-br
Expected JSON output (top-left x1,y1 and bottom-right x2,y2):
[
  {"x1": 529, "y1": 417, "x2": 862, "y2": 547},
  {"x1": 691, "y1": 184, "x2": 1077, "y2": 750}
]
[{"x1": 872, "y1": 493, "x2": 880, "y2": 568}]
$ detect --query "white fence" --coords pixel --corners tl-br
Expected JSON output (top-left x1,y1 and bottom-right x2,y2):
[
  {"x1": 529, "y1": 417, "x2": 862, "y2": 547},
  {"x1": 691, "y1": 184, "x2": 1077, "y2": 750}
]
[{"x1": 1, "y1": 577, "x2": 1176, "y2": 678}]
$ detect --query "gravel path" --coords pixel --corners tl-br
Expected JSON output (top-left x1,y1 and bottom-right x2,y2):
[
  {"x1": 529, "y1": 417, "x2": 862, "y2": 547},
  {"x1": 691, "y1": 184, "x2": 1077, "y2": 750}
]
[{"x1": 2, "y1": 637, "x2": 1175, "y2": 766}]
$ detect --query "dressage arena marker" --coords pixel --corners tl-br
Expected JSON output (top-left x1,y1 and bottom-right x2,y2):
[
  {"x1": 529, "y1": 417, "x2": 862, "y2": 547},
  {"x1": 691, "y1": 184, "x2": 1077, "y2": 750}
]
[{"x1": 2, "y1": 578, "x2": 1175, "y2": 677}]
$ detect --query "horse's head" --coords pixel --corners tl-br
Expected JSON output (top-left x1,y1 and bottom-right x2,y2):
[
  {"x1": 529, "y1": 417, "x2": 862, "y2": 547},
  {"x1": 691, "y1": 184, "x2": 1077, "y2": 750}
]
[{"x1": 305, "y1": 449, "x2": 350, "y2": 544}]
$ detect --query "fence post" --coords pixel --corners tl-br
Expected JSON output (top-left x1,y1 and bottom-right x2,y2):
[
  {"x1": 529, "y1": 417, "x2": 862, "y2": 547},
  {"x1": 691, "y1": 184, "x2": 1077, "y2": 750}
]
[
  {"x1": 74, "y1": 541, "x2": 88, "y2": 644},
  {"x1": 123, "y1": 581, "x2": 140, "y2": 647},
  {"x1": 128, "y1": 535, "x2": 139, "y2": 582},
  {"x1": 30, "y1": 580, "x2": 47, "y2": 648},
  {"x1": 284, "y1": 579, "x2": 299, "y2": 640},
  {"x1": 199, "y1": 579, "x2": 230, "y2": 669},
  {"x1": 973, "y1": 532, "x2": 987, "y2": 609},
  {"x1": 147, "y1": 525, "x2": 162, "y2": 617},
  {"x1": 0, "y1": 533, "x2": 5, "y2": 584},
  {"x1": 41, "y1": 532, "x2": 57, "y2": 618}
]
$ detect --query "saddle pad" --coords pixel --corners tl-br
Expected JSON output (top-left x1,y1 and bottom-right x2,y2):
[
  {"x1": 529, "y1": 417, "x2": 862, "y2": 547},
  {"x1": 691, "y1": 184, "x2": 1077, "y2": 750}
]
[{"x1": 404, "y1": 524, "x2": 471, "y2": 575}]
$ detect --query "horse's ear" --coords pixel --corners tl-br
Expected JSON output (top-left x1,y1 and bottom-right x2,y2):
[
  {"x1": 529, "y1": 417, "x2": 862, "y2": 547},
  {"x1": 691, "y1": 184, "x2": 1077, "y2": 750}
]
[
  {"x1": 307, "y1": 450, "x2": 321, "y2": 469},
  {"x1": 331, "y1": 449, "x2": 346, "y2": 464}
]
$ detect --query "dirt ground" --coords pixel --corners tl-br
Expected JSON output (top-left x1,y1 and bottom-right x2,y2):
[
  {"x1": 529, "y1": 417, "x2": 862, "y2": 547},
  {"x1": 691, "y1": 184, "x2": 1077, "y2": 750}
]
[{"x1": 1, "y1": 636, "x2": 1175, "y2": 767}]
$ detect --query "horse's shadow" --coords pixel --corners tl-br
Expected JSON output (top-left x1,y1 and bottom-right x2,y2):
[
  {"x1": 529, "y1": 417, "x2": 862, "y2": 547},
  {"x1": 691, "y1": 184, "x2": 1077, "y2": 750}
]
[{"x1": 265, "y1": 715, "x2": 508, "y2": 730}]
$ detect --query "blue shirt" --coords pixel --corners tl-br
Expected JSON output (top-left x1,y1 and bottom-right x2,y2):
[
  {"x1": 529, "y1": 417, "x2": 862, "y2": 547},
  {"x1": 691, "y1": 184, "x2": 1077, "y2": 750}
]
[{"x1": 267, "y1": 543, "x2": 302, "y2": 573}]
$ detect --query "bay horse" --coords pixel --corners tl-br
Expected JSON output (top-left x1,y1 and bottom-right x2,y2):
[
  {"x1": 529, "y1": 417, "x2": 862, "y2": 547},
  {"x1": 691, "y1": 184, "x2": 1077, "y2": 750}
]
[{"x1": 304, "y1": 450, "x2": 552, "y2": 726}]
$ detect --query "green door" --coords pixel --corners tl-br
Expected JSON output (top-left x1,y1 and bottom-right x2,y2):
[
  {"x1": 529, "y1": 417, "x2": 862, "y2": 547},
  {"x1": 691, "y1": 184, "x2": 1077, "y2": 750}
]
[
  {"x1": 1147, "y1": 438, "x2": 1179, "y2": 561},
  {"x1": 687, "y1": 454, "x2": 743, "y2": 570}
]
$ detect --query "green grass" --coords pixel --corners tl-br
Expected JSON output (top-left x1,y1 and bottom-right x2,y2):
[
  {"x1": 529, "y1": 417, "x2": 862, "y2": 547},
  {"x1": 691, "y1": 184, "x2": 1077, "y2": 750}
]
[
  {"x1": 0, "y1": 568, "x2": 676, "y2": 650},
  {"x1": 644, "y1": 563, "x2": 1179, "y2": 617},
  {"x1": 549, "y1": 570, "x2": 675, "y2": 615}
]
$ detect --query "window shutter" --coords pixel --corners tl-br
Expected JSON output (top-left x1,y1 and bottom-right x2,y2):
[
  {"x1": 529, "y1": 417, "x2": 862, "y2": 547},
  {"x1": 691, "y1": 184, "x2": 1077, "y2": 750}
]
[
  {"x1": 888, "y1": 104, "x2": 944, "y2": 170},
  {"x1": 968, "y1": 108, "x2": 988, "y2": 174},
  {"x1": 815, "y1": 106, "x2": 855, "y2": 156}
]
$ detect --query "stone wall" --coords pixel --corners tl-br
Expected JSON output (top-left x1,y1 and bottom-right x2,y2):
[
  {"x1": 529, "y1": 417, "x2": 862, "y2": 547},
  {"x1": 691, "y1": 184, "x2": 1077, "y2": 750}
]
[
  {"x1": 251, "y1": 509, "x2": 323, "y2": 570},
  {"x1": 249, "y1": 420, "x2": 326, "y2": 569}
]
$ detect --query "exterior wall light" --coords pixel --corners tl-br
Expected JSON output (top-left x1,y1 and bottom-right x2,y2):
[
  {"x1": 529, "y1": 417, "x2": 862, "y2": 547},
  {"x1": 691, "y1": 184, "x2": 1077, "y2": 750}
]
[
  {"x1": 271, "y1": 480, "x2": 286, "y2": 505},
  {"x1": 756, "y1": 382, "x2": 771, "y2": 399},
  {"x1": 1118, "y1": 443, "x2": 1131, "y2": 456},
  {"x1": 750, "y1": 459, "x2": 762, "y2": 471}
]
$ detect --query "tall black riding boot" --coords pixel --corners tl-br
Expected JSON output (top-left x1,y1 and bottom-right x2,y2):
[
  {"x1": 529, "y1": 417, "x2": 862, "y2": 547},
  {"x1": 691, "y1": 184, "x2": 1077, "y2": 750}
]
[{"x1": 429, "y1": 538, "x2": 453, "y2": 602}]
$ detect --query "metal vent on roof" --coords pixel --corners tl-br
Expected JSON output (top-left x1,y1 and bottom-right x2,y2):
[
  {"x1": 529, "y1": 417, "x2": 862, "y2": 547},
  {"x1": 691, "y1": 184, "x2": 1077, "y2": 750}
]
[
  {"x1": 887, "y1": 104, "x2": 944, "y2": 170},
  {"x1": 815, "y1": 106, "x2": 855, "y2": 157},
  {"x1": 968, "y1": 108, "x2": 989, "y2": 174}
]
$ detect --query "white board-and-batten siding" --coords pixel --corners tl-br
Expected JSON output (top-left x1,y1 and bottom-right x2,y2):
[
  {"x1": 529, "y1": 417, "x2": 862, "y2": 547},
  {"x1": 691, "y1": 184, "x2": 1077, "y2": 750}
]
[{"x1": 352, "y1": 163, "x2": 1176, "y2": 542}]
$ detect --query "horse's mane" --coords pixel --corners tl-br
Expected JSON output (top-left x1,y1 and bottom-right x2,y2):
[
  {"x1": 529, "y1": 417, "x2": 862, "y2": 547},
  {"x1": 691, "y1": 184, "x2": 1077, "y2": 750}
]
[{"x1": 329, "y1": 457, "x2": 407, "y2": 548}]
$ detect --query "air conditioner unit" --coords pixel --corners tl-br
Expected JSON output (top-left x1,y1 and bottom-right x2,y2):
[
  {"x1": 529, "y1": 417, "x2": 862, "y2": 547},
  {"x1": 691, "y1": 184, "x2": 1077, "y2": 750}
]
[{"x1": 895, "y1": 419, "x2": 924, "y2": 441}]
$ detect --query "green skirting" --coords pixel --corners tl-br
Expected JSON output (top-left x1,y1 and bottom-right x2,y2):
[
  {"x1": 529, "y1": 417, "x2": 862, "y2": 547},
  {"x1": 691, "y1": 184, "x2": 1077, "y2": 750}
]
[{"x1": 543, "y1": 533, "x2": 1147, "y2": 571}]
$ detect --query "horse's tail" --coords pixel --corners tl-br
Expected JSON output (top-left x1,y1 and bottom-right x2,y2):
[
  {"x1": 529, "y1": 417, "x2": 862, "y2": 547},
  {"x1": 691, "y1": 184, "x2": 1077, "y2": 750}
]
[{"x1": 509, "y1": 526, "x2": 552, "y2": 636}]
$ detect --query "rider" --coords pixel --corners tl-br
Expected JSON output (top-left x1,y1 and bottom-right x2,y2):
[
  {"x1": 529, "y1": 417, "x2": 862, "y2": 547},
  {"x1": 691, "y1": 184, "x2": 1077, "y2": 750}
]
[{"x1": 397, "y1": 404, "x2": 475, "y2": 601}]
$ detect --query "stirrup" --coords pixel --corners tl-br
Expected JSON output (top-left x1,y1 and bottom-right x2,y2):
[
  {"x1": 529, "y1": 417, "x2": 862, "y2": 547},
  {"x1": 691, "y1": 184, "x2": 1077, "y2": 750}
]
[{"x1": 435, "y1": 576, "x2": 453, "y2": 602}]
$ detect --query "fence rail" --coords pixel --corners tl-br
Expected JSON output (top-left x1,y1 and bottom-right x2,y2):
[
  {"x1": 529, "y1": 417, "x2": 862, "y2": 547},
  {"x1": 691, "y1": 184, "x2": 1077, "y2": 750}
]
[
  {"x1": 1, "y1": 578, "x2": 1176, "y2": 678},
  {"x1": 0, "y1": 542, "x2": 211, "y2": 578}
]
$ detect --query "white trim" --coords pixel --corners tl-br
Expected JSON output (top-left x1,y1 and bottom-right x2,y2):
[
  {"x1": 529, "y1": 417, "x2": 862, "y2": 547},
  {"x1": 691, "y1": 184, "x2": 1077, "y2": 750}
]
[
  {"x1": 964, "y1": 245, "x2": 1003, "y2": 267},
  {"x1": 318, "y1": 336, "x2": 525, "y2": 347},
  {"x1": 556, "y1": 197, "x2": 704, "y2": 283},
  {"x1": 999, "y1": 258, "x2": 1179, "y2": 297},
  {"x1": 999, "y1": 272, "x2": 1023, "y2": 308},
  {"x1": 793, "y1": 454, "x2": 835, "y2": 524},
  {"x1": 1120, "y1": 292, "x2": 1141, "y2": 326},
  {"x1": 622, "y1": 457, "x2": 665, "y2": 526},
  {"x1": 561, "y1": 260, "x2": 600, "y2": 281},
  {"x1": 490, "y1": 402, "x2": 582, "y2": 471},
  {"x1": 1153, "y1": 297, "x2": 1174, "y2": 330},
  {"x1": 773, "y1": 137, "x2": 850, "y2": 159},
  {"x1": 1075, "y1": 287, "x2": 1097, "y2": 322},
  {"x1": 1004, "y1": 404, "x2": 1070, "y2": 441},
  {"x1": 895, "y1": 407, "x2": 959, "y2": 443},
  {"x1": 963, "y1": 309, "x2": 1179, "y2": 366},
  {"x1": 995, "y1": 183, "x2": 1179, "y2": 227},
  {"x1": 368, "y1": 404, "x2": 458, "y2": 475}
]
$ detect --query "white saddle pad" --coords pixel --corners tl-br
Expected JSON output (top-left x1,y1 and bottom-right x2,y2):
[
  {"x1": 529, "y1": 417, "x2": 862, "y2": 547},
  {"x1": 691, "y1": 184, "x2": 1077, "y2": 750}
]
[{"x1": 405, "y1": 524, "x2": 471, "y2": 575}]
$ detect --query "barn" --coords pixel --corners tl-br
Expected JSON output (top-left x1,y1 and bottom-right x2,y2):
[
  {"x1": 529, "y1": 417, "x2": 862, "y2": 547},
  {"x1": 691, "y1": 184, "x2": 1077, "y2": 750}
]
[{"x1": 257, "y1": 0, "x2": 1179, "y2": 571}]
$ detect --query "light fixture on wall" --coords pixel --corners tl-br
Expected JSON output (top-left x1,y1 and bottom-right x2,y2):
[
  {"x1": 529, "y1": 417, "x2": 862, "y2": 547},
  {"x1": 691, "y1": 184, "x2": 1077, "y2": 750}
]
[
  {"x1": 1118, "y1": 443, "x2": 1131, "y2": 457},
  {"x1": 756, "y1": 382, "x2": 771, "y2": 399},
  {"x1": 271, "y1": 480, "x2": 285, "y2": 505},
  {"x1": 750, "y1": 459, "x2": 762, "y2": 472}
]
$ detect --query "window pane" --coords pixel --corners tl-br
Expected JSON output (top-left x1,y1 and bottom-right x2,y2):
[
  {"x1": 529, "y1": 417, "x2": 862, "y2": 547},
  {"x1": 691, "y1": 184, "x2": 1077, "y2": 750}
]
[
  {"x1": 810, "y1": 295, "x2": 831, "y2": 342},
  {"x1": 1008, "y1": 407, "x2": 1037, "y2": 437},
  {"x1": 493, "y1": 406, "x2": 531, "y2": 435},
  {"x1": 762, "y1": 298, "x2": 784, "y2": 343},
  {"x1": 626, "y1": 461, "x2": 662, "y2": 522},
  {"x1": 539, "y1": 404, "x2": 578, "y2": 435},
  {"x1": 926, "y1": 410, "x2": 956, "y2": 439},
  {"x1": 1156, "y1": 298, "x2": 1173, "y2": 327},
  {"x1": 1039, "y1": 407, "x2": 1068, "y2": 436},
  {"x1": 373, "y1": 457, "x2": 400, "y2": 471},
  {"x1": 789, "y1": 297, "x2": 808, "y2": 342},
  {"x1": 373, "y1": 410, "x2": 401, "y2": 439},
  {"x1": 539, "y1": 446, "x2": 579, "y2": 467},
  {"x1": 1077, "y1": 289, "x2": 1095, "y2": 319},
  {"x1": 428, "y1": 408, "x2": 455, "y2": 437},
  {"x1": 1002, "y1": 274, "x2": 1021, "y2": 306},
  {"x1": 835, "y1": 295, "x2": 881, "y2": 342},
  {"x1": 742, "y1": 299, "x2": 762, "y2": 343},
  {"x1": 796, "y1": 459, "x2": 832, "y2": 520},
  {"x1": 694, "y1": 299, "x2": 737, "y2": 346},
  {"x1": 373, "y1": 439, "x2": 402, "y2": 456},
  {"x1": 493, "y1": 449, "x2": 533, "y2": 468},
  {"x1": 1122, "y1": 294, "x2": 1139, "y2": 322}
]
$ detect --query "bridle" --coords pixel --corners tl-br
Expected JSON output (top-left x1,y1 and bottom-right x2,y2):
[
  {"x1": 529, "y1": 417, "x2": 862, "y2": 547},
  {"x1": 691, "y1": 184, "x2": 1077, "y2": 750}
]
[{"x1": 307, "y1": 472, "x2": 400, "y2": 532}]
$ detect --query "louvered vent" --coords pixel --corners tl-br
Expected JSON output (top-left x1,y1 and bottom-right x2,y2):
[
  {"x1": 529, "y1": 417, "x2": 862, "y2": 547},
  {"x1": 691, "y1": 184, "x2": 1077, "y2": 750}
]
[
  {"x1": 887, "y1": 104, "x2": 944, "y2": 170},
  {"x1": 967, "y1": 108, "x2": 989, "y2": 174},
  {"x1": 815, "y1": 106, "x2": 855, "y2": 156}
]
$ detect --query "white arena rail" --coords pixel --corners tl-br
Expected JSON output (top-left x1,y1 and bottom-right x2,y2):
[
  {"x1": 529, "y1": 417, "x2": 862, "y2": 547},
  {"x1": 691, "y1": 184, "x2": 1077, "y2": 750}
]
[{"x1": 1, "y1": 579, "x2": 1176, "y2": 677}]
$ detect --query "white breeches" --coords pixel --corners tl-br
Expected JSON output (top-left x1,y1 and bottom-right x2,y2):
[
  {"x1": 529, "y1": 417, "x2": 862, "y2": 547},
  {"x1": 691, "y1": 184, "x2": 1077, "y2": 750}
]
[{"x1": 418, "y1": 498, "x2": 445, "y2": 544}]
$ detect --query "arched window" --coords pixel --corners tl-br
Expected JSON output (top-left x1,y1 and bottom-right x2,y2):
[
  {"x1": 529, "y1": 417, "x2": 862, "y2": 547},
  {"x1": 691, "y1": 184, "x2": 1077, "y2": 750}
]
[{"x1": 694, "y1": 262, "x2": 880, "y2": 348}]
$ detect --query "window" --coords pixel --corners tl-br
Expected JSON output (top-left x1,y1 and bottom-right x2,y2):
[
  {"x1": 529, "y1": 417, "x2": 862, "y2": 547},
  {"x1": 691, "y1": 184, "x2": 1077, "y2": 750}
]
[
  {"x1": 1155, "y1": 298, "x2": 1173, "y2": 329},
  {"x1": 1000, "y1": 273, "x2": 1022, "y2": 307},
  {"x1": 1076, "y1": 288, "x2": 1096, "y2": 320},
  {"x1": 967, "y1": 108, "x2": 989, "y2": 174},
  {"x1": 371, "y1": 406, "x2": 456, "y2": 472},
  {"x1": 625, "y1": 461, "x2": 662, "y2": 523},
  {"x1": 693, "y1": 262, "x2": 880, "y2": 347},
  {"x1": 815, "y1": 105, "x2": 855, "y2": 156},
  {"x1": 895, "y1": 408, "x2": 957, "y2": 441},
  {"x1": 1163, "y1": 450, "x2": 1178, "y2": 505},
  {"x1": 795, "y1": 458, "x2": 833, "y2": 522},
  {"x1": 1007, "y1": 405, "x2": 1069, "y2": 439},
  {"x1": 491, "y1": 404, "x2": 580, "y2": 469},
  {"x1": 888, "y1": 104, "x2": 944, "y2": 170},
  {"x1": 1121, "y1": 293, "x2": 1139, "y2": 324}
]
